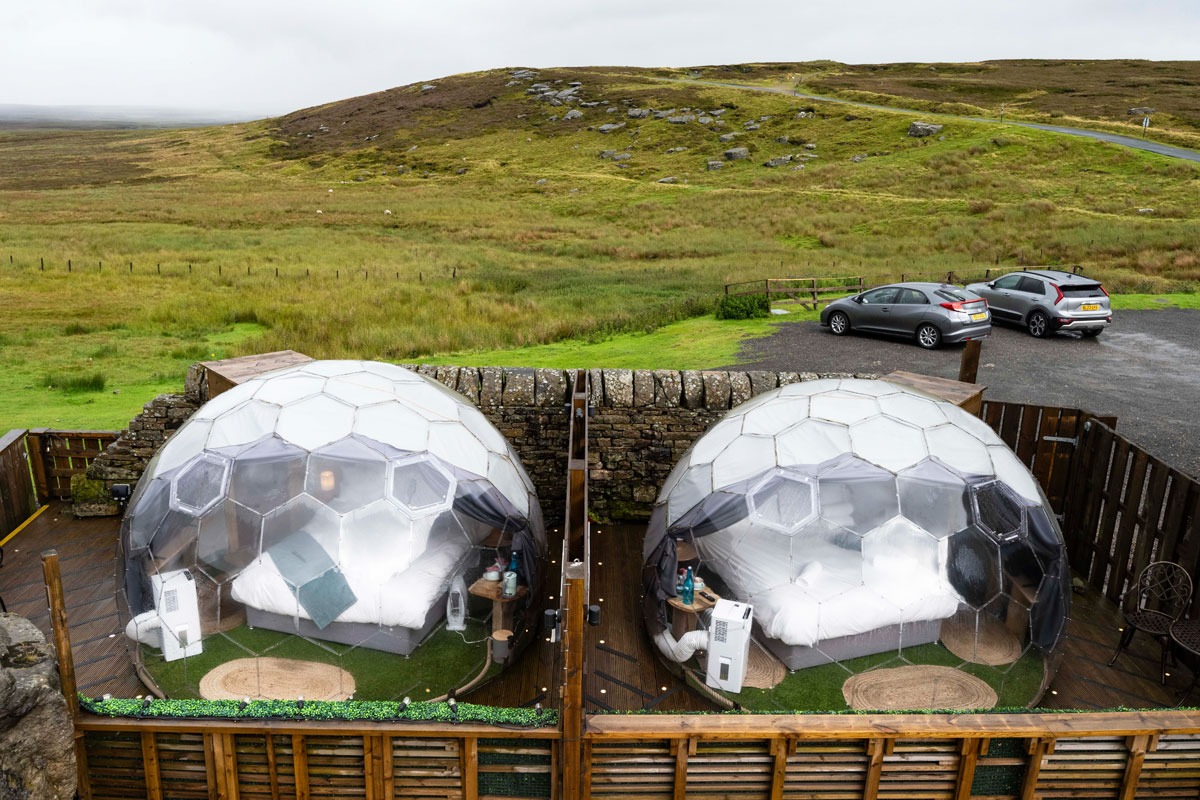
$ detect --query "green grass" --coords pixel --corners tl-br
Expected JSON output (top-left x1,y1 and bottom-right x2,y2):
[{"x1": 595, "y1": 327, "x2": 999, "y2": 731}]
[
  {"x1": 726, "y1": 643, "x2": 1047, "y2": 712},
  {"x1": 418, "y1": 313, "x2": 810, "y2": 370},
  {"x1": 1, "y1": 63, "x2": 1198, "y2": 429},
  {"x1": 1109, "y1": 293, "x2": 1200, "y2": 310},
  {"x1": 141, "y1": 621, "x2": 495, "y2": 701}
]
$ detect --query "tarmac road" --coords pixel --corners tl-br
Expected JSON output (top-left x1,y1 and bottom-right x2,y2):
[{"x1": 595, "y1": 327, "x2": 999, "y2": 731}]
[{"x1": 724, "y1": 309, "x2": 1200, "y2": 478}]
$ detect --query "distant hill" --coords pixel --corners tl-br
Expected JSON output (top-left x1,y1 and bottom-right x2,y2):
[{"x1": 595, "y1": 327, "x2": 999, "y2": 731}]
[{"x1": 0, "y1": 104, "x2": 257, "y2": 130}]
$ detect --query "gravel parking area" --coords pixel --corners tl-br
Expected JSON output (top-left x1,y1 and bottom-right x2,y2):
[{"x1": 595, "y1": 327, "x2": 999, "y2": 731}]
[{"x1": 725, "y1": 309, "x2": 1200, "y2": 478}]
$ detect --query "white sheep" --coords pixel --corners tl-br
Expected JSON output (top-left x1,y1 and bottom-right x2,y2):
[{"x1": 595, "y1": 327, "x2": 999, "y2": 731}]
[{"x1": 384, "y1": 209, "x2": 393, "y2": 215}]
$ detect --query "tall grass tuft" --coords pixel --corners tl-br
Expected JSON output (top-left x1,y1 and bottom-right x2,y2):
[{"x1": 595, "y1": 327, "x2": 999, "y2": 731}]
[{"x1": 42, "y1": 372, "x2": 107, "y2": 393}]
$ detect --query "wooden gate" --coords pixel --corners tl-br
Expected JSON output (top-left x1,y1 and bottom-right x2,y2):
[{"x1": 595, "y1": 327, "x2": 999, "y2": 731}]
[{"x1": 0, "y1": 430, "x2": 38, "y2": 537}]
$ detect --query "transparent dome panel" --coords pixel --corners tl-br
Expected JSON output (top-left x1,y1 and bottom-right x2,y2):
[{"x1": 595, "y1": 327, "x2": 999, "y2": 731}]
[
  {"x1": 389, "y1": 456, "x2": 454, "y2": 513},
  {"x1": 228, "y1": 437, "x2": 308, "y2": 514},
  {"x1": 973, "y1": 481, "x2": 1025, "y2": 541},
  {"x1": 817, "y1": 457, "x2": 898, "y2": 534},
  {"x1": 749, "y1": 470, "x2": 816, "y2": 534},
  {"x1": 306, "y1": 437, "x2": 388, "y2": 514},
  {"x1": 261, "y1": 493, "x2": 341, "y2": 559},
  {"x1": 897, "y1": 460, "x2": 970, "y2": 539},
  {"x1": 171, "y1": 453, "x2": 231, "y2": 516}
]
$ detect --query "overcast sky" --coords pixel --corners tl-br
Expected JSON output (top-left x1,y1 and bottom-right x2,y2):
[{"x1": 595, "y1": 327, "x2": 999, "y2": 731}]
[{"x1": 4, "y1": 0, "x2": 1197, "y2": 120}]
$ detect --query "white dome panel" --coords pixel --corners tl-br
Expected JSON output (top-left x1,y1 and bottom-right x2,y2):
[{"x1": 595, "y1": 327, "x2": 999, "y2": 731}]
[
  {"x1": 776, "y1": 419, "x2": 851, "y2": 467},
  {"x1": 809, "y1": 391, "x2": 880, "y2": 425},
  {"x1": 988, "y1": 446, "x2": 1042, "y2": 504},
  {"x1": 849, "y1": 416, "x2": 928, "y2": 473},
  {"x1": 253, "y1": 375, "x2": 327, "y2": 406},
  {"x1": 276, "y1": 394, "x2": 356, "y2": 451},
  {"x1": 712, "y1": 434, "x2": 777, "y2": 489},
  {"x1": 355, "y1": 402, "x2": 431, "y2": 452},
  {"x1": 688, "y1": 417, "x2": 743, "y2": 465},
  {"x1": 428, "y1": 420, "x2": 490, "y2": 477},
  {"x1": 877, "y1": 392, "x2": 949, "y2": 428},
  {"x1": 207, "y1": 400, "x2": 282, "y2": 449},
  {"x1": 924, "y1": 424, "x2": 994, "y2": 476},
  {"x1": 743, "y1": 397, "x2": 807, "y2": 436},
  {"x1": 156, "y1": 419, "x2": 213, "y2": 475}
]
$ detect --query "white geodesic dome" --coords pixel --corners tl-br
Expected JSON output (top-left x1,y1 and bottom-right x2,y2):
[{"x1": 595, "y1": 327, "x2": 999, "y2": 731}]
[
  {"x1": 643, "y1": 378, "x2": 1068, "y2": 701},
  {"x1": 120, "y1": 360, "x2": 545, "y2": 653}
]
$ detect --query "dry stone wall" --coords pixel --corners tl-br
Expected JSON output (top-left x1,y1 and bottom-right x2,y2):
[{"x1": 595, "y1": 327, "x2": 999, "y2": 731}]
[{"x1": 86, "y1": 364, "x2": 869, "y2": 523}]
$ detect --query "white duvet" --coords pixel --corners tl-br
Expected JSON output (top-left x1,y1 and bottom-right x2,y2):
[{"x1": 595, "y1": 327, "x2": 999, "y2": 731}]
[
  {"x1": 696, "y1": 524, "x2": 963, "y2": 648},
  {"x1": 231, "y1": 536, "x2": 471, "y2": 630}
]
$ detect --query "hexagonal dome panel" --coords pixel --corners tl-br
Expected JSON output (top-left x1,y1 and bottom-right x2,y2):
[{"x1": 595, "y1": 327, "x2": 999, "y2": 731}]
[
  {"x1": 389, "y1": 456, "x2": 454, "y2": 515},
  {"x1": 170, "y1": 453, "x2": 231, "y2": 516},
  {"x1": 276, "y1": 394, "x2": 356, "y2": 451},
  {"x1": 749, "y1": 470, "x2": 816, "y2": 534}
]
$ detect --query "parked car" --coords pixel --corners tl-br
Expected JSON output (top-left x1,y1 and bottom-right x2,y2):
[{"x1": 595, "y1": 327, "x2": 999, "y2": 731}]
[
  {"x1": 965, "y1": 269, "x2": 1111, "y2": 338},
  {"x1": 819, "y1": 282, "x2": 991, "y2": 350}
]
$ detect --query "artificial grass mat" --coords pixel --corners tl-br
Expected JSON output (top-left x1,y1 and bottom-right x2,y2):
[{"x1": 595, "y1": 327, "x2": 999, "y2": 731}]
[
  {"x1": 140, "y1": 619, "x2": 496, "y2": 701},
  {"x1": 711, "y1": 642, "x2": 1047, "y2": 712}
]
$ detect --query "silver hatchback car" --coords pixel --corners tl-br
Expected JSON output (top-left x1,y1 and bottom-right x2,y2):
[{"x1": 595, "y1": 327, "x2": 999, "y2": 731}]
[
  {"x1": 820, "y1": 282, "x2": 991, "y2": 349},
  {"x1": 966, "y1": 269, "x2": 1111, "y2": 338}
]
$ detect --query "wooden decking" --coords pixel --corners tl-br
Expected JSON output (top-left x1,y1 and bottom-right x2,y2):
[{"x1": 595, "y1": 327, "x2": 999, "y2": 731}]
[{"x1": 2, "y1": 503, "x2": 1193, "y2": 712}]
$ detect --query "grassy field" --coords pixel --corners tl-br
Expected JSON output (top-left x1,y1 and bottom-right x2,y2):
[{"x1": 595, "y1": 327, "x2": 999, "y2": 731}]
[{"x1": 2, "y1": 63, "x2": 1198, "y2": 430}]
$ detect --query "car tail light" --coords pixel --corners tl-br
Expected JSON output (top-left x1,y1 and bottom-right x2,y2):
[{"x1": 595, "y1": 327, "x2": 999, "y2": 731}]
[
  {"x1": 1100, "y1": 286, "x2": 1110, "y2": 297},
  {"x1": 940, "y1": 301, "x2": 970, "y2": 312},
  {"x1": 1050, "y1": 284, "x2": 1064, "y2": 304}
]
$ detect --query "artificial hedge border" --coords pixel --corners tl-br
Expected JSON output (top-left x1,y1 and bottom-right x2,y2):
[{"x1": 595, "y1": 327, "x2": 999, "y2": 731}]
[{"x1": 80, "y1": 695, "x2": 558, "y2": 728}]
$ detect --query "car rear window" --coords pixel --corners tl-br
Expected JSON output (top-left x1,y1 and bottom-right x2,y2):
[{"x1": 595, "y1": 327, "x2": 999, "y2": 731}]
[
  {"x1": 934, "y1": 289, "x2": 973, "y2": 303},
  {"x1": 1061, "y1": 285, "x2": 1105, "y2": 297}
]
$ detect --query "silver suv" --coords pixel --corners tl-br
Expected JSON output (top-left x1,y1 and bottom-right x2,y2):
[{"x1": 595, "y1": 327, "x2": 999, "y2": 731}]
[{"x1": 966, "y1": 269, "x2": 1111, "y2": 338}]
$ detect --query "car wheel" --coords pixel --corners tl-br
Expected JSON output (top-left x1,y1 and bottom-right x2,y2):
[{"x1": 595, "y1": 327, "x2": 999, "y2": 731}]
[
  {"x1": 915, "y1": 323, "x2": 942, "y2": 349},
  {"x1": 828, "y1": 311, "x2": 850, "y2": 336},
  {"x1": 1082, "y1": 329, "x2": 1103, "y2": 338},
  {"x1": 1026, "y1": 311, "x2": 1050, "y2": 338}
]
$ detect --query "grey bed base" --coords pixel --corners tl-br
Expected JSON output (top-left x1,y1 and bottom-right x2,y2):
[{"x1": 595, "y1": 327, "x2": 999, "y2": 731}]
[
  {"x1": 244, "y1": 592, "x2": 448, "y2": 656},
  {"x1": 760, "y1": 618, "x2": 943, "y2": 671}
]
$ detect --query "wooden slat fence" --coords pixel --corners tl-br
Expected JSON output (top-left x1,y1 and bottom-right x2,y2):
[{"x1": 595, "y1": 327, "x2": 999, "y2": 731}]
[
  {"x1": 25, "y1": 428, "x2": 119, "y2": 502},
  {"x1": 583, "y1": 713, "x2": 1200, "y2": 800},
  {"x1": 0, "y1": 430, "x2": 38, "y2": 537},
  {"x1": 1062, "y1": 418, "x2": 1200, "y2": 612},
  {"x1": 77, "y1": 718, "x2": 558, "y2": 800}
]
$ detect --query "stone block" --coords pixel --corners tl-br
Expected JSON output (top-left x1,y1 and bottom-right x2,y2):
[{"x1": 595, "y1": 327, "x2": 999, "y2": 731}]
[
  {"x1": 747, "y1": 370, "x2": 778, "y2": 397},
  {"x1": 632, "y1": 370, "x2": 655, "y2": 406},
  {"x1": 502, "y1": 368, "x2": 536, "y2": 406},
  {"x1": 603, "y1": 370, "x2": 634, "y2": 407},
  {"x1": 653, "y1": 370, "x2": 683, "y2": 407},
  {"x1": 729, "y1": 372, "x2": 752, "y2": 406},
  {"x1": 535, "y1": 369, "x2": 569, "y2": 407},
  {"x1": 456, "y1": 368, "x2": 481, "y2": 404},
  {"x1": 681, "y1": 371, "x2": 704, "y2": 409},
  {"x1": 480, "y1": 367, "x2": 504, "y2": 406},
  {"x1": 700, "y1": 371, "x2": 731, "y2": 409}
]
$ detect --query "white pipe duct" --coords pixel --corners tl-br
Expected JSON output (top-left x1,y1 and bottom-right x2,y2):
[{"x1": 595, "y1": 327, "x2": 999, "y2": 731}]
[{"x1": 653, "y1": 628, "x2": 709, "y2": 663}]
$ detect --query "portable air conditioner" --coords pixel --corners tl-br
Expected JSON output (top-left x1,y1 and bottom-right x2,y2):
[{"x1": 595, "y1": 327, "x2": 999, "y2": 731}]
[
  {"x1": 446, "y1": 573, "x2": 467, "y2": 632},
  {"x1": 124, "y1": 569, "x2": 204, "y2": 662},
  {"x1": 706, "y1": 599, "x2": 753, "y2": 693}
]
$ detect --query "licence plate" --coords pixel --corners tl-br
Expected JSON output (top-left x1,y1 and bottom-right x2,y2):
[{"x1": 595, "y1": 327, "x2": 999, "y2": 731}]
[
  {"x1": 1081, "y1": 303, "x2": 1100, "y2": 311},
  {"x1": 970, "y1": 312, "x2": 988, "y2": 321}
]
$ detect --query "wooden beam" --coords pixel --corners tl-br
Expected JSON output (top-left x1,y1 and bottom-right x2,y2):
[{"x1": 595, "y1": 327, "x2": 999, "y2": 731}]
[
  {"x1": 583, "y1": 710, "x2": 1200, "y2": 740},
  {"x1": 461, "y1": 737, "x2": 479, "y2": 800},
  {"x1": 672, "y1": 738, "x2": 690, "y2": 800},
  {"x1": 863, "y1": 738, "x2": 891, "y2": 800},
  {"x1": 292, "y1": 734, "x2": 310, "y2": 800},
  {"x1": 958, "y1": 339, "x2": 982, "y2": 385},
  {"x1": 1020, "y1": 737, "x2": 1055, "y2": 800},
  {"x1": 954, "y1": 738, "x2": 984, "y2": 800},
  {"x1": 1118, "y1": 734, "x2": 1153, "y2": 800},
  {"x1": 141, "y1": 732, "x2": 163, "y2": 800},
  {"x1": 561, "y1": 561, "x2": 586, "y2": 800},
  {"x1": 769, "y1": 737, "x2": 792, "y2": 800},
  {"x1": 265, "y1": 734, "x2": 281, "y2": 800},
  {"x1": 41, "y1": 550, "x2": 79, "y2": 717},
  {"x1": 209, "y1": 732, "x2": 239, "y2": 800}
]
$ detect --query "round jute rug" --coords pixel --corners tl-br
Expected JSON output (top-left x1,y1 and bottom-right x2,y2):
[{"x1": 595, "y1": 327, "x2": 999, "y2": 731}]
[
  {"x1": 741, "y1": 639, "x2": 787, "y2": 690},
  {"x1": 199, "y1": 658, "x2": 356, "y2": 701},
  {"x1": 940, "y1": 614, "x2": 1023, "y2": 666},
  {"x1": 843, "y1": 665, "x2": 997, "y2": 711}
]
